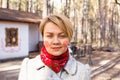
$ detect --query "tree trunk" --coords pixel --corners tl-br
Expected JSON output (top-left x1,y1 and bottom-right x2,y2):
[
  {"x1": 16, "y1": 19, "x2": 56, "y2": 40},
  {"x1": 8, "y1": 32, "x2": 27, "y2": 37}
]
[
  {"x1": 30, "y1": 0, "x2": 32, "y2": 12},
  {"x1": 82, "y1": 0, "x2": 89, "y2": 44},
  {"x1": 102, "y1": 0, "x2": 107, "y2": 46},
  {"x1": 36, "y1": 0, "x2": 39, "y2": 14},
  {"x1": 73, "y1": 0, "x2": 77, "y2": 42},
  {"x1": 0, "y1": 0, "x2": 2, "y2": 7},
  {"x1": 42, "y1": 0, "x2": 47, "y2": 17},
  {"x1": 26, "y1": 0, "x2": 29, "y2": 12},
  {"x1": 64, "y1": 0, "x2": 70, "y2": 18},
  {"x1": 6, "y1": 0, "x2": 9, "y2": 9},
  {"x1": 98, "y1": 0, "x2": 103, "y2": 47},
  {"x1": 18, "y1": 0, "x2": 22, "y2": 11}
]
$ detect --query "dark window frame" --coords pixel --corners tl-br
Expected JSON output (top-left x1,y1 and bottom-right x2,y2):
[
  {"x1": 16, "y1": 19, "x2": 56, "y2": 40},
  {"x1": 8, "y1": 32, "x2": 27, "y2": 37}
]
[{"x1": 5, "y1": 28, "x2": 18, "y2": 47}]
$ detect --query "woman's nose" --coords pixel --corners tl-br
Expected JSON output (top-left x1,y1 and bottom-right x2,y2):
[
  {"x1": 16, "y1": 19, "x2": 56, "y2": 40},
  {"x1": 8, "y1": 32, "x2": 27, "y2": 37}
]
[{"x1": 52, "y1": 37, "x2": 60, "y2": 44}]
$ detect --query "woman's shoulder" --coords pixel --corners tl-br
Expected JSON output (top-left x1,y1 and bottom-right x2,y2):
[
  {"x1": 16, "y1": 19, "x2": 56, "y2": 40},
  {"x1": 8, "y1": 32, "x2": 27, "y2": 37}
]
[
  {"x1": 77, "y1": 61, "x2": 90, "y2": 70},
  {"x1": 69, "y1": 56, "x2": 91, "y2": 73},
  {"x1": 21, "y1": 55, "x2": 44, "y2": 69},
  {"x1": 22, "y1": 55, "x2": 40, "y2": 63},
  {"x1": 67, "y1": 56, "x2": 91, "y2": 79},
  {"x1": 68, "y1": 56, "x2": 91, "y2": 72},
  {"x1": 75, "y1": 59, "x2": 91, "y2": 77},
  {"x1": 69, "y1": 56, "x2": 90, "y2": 68}
]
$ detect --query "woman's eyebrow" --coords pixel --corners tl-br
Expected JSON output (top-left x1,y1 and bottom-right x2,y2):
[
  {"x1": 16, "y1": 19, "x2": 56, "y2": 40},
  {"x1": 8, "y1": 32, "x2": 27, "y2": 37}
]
[
  {"x1": 45, "y1": 32, "x2": 53, "y2": 34},
  {"x1": 59, "y1": 32, "x2": 65, "y2": 34},
  {"x1": 45, "y1": 31, "x2": 65, "y2": 34}
]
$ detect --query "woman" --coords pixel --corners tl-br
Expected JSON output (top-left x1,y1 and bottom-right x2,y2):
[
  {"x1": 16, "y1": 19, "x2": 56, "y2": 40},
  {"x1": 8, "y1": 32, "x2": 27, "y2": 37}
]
[{"x1": 18, "y1": 14, "x2": 91, "y2": 80}]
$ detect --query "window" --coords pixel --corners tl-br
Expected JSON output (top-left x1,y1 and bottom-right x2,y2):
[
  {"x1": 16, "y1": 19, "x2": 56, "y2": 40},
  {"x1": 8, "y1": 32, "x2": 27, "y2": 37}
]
[{"x1": 5, "y1": 28, "x2": 18, "y2": 47}]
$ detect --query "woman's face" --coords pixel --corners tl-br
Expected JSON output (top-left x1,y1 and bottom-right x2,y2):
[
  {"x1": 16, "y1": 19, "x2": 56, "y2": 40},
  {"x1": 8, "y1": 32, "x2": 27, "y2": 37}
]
[{"x1": 43, "y1": 22, "x2": 69, "y2": 56}]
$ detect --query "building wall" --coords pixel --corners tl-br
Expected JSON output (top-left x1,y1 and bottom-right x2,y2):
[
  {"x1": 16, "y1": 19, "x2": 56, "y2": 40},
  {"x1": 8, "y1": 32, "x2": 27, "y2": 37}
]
[
  {"x1": 0, "y1": 21, "x2": 29, "y2": 60},
  {"x1": 29, "y1": 23, "x2": 39, "y2": 52}
]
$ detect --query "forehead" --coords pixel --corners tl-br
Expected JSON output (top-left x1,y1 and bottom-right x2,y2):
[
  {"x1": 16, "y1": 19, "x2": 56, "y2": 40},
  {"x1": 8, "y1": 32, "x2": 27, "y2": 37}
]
[{"x1": 44, "y1": 22, "x2": 64, "y2": 33}]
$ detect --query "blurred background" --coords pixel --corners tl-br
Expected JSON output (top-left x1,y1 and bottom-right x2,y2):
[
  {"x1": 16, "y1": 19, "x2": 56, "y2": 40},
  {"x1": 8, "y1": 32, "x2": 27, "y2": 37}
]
[{"x1": 0, "y1": 0, "x2": 120, "y2": 80}]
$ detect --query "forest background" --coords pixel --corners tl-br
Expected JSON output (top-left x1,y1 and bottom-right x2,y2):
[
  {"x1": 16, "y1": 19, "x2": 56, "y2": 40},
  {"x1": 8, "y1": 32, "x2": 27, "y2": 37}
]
[{"x1": 0, "y1": 0, "x2": 120, "y2": 50}]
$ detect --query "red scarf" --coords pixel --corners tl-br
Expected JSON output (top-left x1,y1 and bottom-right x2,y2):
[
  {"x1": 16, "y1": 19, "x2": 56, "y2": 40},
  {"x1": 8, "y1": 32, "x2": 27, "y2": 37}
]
[{"x1": 40, "y1": 46, "x2": 69, "y2": 73}]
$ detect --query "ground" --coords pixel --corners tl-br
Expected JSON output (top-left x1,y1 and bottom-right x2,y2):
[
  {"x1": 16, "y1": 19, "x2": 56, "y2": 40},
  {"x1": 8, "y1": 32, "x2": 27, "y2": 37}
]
[
  {"x1": 75, "y1": 51, "x2": 120, "y2": 80},
  {"x1": 0, "y1": 51, "x2": 120, "y2": 80}
]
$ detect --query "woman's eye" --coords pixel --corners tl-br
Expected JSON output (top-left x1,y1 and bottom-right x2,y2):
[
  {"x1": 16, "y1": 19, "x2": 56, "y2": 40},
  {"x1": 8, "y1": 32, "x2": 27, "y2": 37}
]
[
  {"x1": 46, "y1": 35, "x2": 52, "y2": 38},
  {"x1": 59, "y1": 35, "x2": 67, "y2": 38}
]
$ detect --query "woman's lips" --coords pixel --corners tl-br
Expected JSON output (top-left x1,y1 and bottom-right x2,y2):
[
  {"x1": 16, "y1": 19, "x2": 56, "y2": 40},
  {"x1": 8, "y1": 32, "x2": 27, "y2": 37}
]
[{"x1": 52, "y1": 47, "x2": 61, "y2": 50}]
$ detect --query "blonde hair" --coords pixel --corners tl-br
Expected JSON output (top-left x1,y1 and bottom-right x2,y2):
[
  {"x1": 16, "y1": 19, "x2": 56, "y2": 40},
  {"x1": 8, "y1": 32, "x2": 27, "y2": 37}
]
[{"x1": 39, "y1": 14, "x2": 73, "y2": 41}]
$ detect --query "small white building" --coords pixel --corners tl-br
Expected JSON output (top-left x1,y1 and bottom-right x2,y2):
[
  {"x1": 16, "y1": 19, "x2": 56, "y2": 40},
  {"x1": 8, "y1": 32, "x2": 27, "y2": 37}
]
[{"x1": 0, "y1": 8, "x2": 42, "y2": 60}]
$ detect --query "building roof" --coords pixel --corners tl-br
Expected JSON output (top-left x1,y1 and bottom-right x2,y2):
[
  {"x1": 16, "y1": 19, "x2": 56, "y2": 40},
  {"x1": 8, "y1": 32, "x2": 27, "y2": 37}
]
[{"x1": 0, "y1": 8, "x2": 42, "y2": 24}]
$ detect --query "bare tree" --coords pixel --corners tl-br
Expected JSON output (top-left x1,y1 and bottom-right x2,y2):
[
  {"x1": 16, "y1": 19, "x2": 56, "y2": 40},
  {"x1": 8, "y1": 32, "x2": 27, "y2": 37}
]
[
  {"x1": 35, "y1": 0, "x2": 39, "y2": 14},
  {"x1": 0, "y1": 0, "x2": 2, "y2": 7},
  {"x1": 18, "y1": 0, "x2": 22, "y2": 11},
  {"x1": 47, "y1": 0, "x2": 54, "y2": 15},
  {"x1": 64, "y1": 0, "x2": 71, "y2": 18},
  {"x1": 6, "y1": 0, "x2": 9, "y2": 9},
  {"x1": 42, "y1": 0, "x2": 47, "y2": 17},
  {"x1": 98, "y1": 0, "x2": 104, "y2": 47},
  {"x1": 29, "y1": 0, "x2": 32, "y2": 12},
  {"x1": 26, "y1": 0, "x2": 29, "y2": 12},
  {"x1": 82, "y1": 0, "x2": 90, "y2": 44}
]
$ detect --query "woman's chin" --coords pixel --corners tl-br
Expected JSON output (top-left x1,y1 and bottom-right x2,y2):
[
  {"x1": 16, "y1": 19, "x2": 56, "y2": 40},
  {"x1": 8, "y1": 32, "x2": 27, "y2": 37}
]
[{"x1": 49, "y1": 52, "x2": 63, "y2": 56}]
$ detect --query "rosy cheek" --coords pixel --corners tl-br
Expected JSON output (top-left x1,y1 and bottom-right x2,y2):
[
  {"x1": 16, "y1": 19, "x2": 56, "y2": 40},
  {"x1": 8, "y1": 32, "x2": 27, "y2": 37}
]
[
  {"x1": 63, "y1": 40, "x2": 69, "y2": 46},
  {"x1": 44, "y1": 41, "x2": 50, "y2": 47}
]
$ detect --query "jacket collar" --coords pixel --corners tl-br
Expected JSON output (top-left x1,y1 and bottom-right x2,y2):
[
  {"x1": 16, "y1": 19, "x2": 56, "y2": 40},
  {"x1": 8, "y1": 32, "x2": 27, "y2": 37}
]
[
  {"x1": 34, "y1": 55, "x2": 77, "y2": 75},
  {"x1": 34, "y1": 55, "x2": 45, "y2": 70},
  {"x1": 64, "y1": 55, "x2": 77, "y2": 75}
]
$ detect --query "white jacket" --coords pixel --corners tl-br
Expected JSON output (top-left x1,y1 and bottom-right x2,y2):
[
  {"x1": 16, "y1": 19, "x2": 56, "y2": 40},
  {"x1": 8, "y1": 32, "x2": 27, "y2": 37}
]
[{"x1": 18, "y1": 55, "x2": 91, "y2": 80}]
